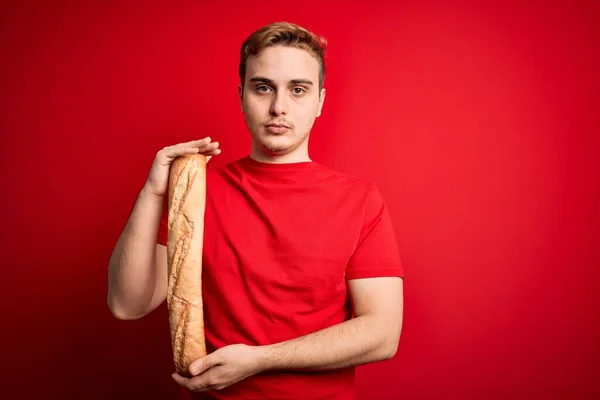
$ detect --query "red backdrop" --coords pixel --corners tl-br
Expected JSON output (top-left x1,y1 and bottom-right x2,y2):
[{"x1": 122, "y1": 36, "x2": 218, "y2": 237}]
[{"x1": 1, "y1": 1, "x2": 599, "y2": 399}]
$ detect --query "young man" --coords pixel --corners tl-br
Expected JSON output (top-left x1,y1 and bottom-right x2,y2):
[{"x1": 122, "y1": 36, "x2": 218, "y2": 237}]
[{"x1": 108, "y1": 21, "x2": 404, "y2": 399}]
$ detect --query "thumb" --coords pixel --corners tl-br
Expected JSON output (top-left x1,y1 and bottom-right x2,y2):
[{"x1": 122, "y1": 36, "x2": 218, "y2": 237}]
[{"x1": 189, "y1": 354, "x2": 216, "y2": 376}]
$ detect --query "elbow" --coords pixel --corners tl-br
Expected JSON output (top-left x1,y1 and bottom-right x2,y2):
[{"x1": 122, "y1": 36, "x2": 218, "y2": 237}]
[
  {"x1": 107, "y1": 295, "x2": 147, "y2": 321},
  {"x1": 381, "y1": 315, "x2": 403, "y2": 360},
  {"x1": 365, "y1": 315, "x2": 402, "y2": 361},
  {"x1": 382, "y1": 339, "x2": 399, "y2": 360},
  {"x1": 379, "y1": 328, "x2": 401, "y2": 360},
  {"x1": 109, "y1": 306, "x2": 144, "y2": 321}
]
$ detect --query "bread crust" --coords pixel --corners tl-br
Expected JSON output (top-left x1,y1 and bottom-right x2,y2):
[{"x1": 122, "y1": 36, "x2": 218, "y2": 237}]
[{"x1": 166, "y1": 154, "x2": 207, "y2": 376}]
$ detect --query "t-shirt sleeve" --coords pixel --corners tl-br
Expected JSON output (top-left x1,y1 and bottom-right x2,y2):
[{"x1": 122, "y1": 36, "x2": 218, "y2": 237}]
[
  {"x1": 157, "y1": 195, "x2": 169, "y2": 246},
  {"x1": 345, "y1": 183, "x2": 405, "y2": 280}
]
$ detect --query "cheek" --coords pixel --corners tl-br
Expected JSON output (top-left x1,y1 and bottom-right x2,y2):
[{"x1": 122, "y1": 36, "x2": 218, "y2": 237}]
[
  {"x1": 294, "y1": 100, "x2": 320, "y2": 122},
  {"x1": 243, "y1": 99, "x2": 262, "y2": 123}
]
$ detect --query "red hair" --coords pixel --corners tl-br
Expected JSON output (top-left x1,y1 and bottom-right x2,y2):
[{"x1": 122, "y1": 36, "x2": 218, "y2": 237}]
[{"x1": 239, "y1": 21, "x2": 328, "y2": 89}]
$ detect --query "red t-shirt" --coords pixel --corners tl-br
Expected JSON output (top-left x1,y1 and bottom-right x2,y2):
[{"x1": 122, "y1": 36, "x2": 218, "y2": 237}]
[{"x1": 157, "y1": 155, "x2": 404, "y2": 400}]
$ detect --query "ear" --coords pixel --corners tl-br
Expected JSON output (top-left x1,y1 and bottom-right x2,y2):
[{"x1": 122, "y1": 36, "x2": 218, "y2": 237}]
[
  {"x1": 317, "y1": 88, "x2": 326, "y2": 117},
  {"x1": 238, "y1": 84, "x2": 244, "y2": 112}
]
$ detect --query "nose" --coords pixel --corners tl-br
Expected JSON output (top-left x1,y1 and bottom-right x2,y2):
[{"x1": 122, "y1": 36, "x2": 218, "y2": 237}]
[{"x1": 270, "y1": 91, "x2": 288, "y2": 115}]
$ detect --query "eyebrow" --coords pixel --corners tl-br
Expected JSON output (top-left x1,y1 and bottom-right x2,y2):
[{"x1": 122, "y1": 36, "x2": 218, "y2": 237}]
[{"x1": 249, "y1": 76, "x2": 314, "y2": 86}]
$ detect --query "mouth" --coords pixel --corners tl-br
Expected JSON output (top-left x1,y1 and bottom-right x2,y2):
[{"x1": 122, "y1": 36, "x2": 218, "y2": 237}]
[
  {"x1": 264, "y1": 123, "x2": 291, "y2": 134},
  {"x1": 265, "y1": 123, "x2": 290, "y2": 128}
]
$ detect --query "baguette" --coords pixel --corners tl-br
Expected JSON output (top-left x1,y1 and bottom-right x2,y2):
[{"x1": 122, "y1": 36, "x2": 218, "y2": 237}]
[{"x1": 166, "y1": 154, "x2": 208, "y2": 376}]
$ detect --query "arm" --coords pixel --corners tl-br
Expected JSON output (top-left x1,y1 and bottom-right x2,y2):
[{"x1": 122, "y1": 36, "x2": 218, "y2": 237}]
[
  {"x1": 176, "y1": 276, "x2": 403, "y2": 392},
  {"x1": 107, "y1": 186, "x2": 168, "y2": 320},
  {"x1": 259, "y1": 183, "x2": 405, "y2": 372},
  {"x1": 176, "y1": 276, "x2": 404, "y2": 392},
  {"x1": 107, "y1": 138, "x2": 220, "y2": 320},
  {"x1": 261, "y1": 276, "x2": 404, "y2": 371}
]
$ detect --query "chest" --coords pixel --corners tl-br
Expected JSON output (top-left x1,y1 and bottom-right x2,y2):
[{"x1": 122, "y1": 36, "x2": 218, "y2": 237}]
[{"x1": 200, "y1": 185, "x2": 363, "y2": 301}]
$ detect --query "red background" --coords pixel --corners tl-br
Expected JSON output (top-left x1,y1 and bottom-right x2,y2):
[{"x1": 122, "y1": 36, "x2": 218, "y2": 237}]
[{"x1": 1, "y1": 1, "x2": 599, "y2": 399}]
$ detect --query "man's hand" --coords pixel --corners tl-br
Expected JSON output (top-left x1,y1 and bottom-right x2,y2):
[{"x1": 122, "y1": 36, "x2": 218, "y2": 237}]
[
  {"x1": 171, "y1": 344, "x2": 267, "y2": 393},
  {"x1": 144, "y1": 137, "x2": 221, "y2": 198}
]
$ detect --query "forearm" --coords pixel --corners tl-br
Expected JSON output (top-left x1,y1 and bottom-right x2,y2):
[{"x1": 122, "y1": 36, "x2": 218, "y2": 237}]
[
  {"x1": 107, "y1": 185, "x2": 164, "y2": 318},
  {"x1": 260, "y1": 315, "x2": 399, "y2": 371}
]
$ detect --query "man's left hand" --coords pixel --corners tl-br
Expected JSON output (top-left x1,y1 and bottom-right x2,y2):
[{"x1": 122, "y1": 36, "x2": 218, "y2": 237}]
[{"x1": 171, "y1": 344, "x2": 268, "y2": 393}]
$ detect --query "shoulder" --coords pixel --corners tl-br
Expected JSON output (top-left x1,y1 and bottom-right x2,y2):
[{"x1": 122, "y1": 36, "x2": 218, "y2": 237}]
[
  {"x1": 204, "y1": 158, "x2": 235, "y2": 177},
  {"x1": 206, "y1": 156, "x2": 250, "y2": 174},
  {"x1": 314, "y1": 165, "x2": 393, "y2": 224},
  {"x1": 314, "y1": 163, "x2": 381, "y2": 198}
]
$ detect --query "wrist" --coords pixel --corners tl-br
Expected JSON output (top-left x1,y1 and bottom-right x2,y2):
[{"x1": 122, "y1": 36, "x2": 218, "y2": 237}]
[
  {"x1": 140, "y1": 184, "x2": 165, "y2": 202},
  {"x1": 256, "y1": 344, "x2": 280, "y2": 372}
]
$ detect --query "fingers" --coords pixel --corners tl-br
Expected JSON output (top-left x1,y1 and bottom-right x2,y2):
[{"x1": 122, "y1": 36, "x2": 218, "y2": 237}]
[
  {"x1": 161, "y1": 137, "x2": 221, "y2": 160},
  {"x1": 181, "y1": 137, "x2": 221, "y2": 155},
  {"x1": 172, "y1": 369, "x2": 226, "y2": 393},
  {"x1": 189, "y1": 354, "x2": 217, "y2": 376},
  {"x1": 200, "y1": 144, "x2": 221, "y2": 156},
  {"x1": 183, "y1": 137, "x2": 212, "y2": 146},
  {"x1": 171, "y1": 373, "x2": 189, "y2": 386}
]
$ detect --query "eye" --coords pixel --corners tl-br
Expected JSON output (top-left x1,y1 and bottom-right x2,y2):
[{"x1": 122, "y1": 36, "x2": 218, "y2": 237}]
[
  {"x1": 256, "y1": 85, "x2": 272, "y2": 93},
  {"x1": 293, "y1": 87, "x2": 306, "y2": 95}
]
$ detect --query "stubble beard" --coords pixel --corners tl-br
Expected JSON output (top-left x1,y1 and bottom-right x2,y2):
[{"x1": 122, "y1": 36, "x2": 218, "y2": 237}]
[{"x1": 260, "y1": 129, "x2": 309, "y2": 156}]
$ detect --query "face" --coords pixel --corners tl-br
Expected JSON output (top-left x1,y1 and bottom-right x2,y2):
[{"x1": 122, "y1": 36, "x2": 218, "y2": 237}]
[{"x1": 239, "y1": 45, "x2": 326, "y2": 160}]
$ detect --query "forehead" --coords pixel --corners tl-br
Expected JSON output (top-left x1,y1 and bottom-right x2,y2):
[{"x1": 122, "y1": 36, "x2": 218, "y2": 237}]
[{"x1": 245, "y1": 45, "x2": 320, "y2": 83}]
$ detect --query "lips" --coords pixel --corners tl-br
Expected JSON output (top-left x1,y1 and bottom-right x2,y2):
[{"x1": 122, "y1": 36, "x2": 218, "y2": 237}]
[
  {"x1": 264, "y1": 122, "x2": 291, "y2": 134},
  {"x1": 265, "y1": 124, "x2": 290, "y2": 134},
  {"x1": 265, "y1": 123, "x2": 290, "y2": 128}
]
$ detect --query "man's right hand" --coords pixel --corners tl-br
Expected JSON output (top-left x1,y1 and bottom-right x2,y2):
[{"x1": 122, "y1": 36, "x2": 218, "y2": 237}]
[{"x1": 144, "y1": 137, "x2": 221, "y2": 198}]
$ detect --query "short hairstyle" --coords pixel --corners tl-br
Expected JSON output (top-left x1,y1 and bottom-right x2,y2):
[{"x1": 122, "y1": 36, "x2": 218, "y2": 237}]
[{"x1": 239, "y1": 21, "x2": 328, "y2": 90}]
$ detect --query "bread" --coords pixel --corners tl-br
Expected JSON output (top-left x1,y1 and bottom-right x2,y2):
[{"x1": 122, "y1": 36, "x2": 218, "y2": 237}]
[{"x1": 166, "y1": 154, "x2": 208, "y2": 376}]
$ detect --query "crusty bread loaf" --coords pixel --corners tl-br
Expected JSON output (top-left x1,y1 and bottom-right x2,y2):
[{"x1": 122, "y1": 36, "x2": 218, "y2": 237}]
[{"x1": 166, "y1": 154, "x2": 207, "y2": 376}]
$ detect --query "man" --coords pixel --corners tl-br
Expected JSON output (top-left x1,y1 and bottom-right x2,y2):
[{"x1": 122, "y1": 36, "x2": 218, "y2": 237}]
[{"x1": 108, "y1": 21, "x2": 404, "y2": 399}]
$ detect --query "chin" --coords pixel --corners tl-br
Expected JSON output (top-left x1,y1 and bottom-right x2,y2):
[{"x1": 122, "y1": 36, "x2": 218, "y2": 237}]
[
  {"x1": 261, "y1": 143, "x2": 294, "y2": 156},
  {"x1": 258, "y1": 135, "x2": 295, "y2": 154}
]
